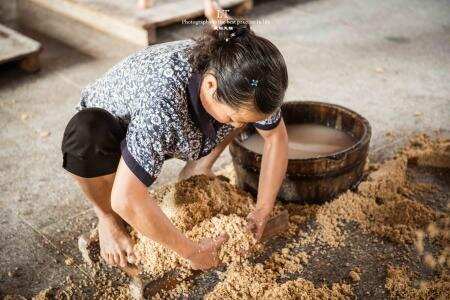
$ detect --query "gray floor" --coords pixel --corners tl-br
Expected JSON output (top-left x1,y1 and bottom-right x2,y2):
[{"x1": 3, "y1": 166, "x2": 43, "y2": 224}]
[{"x1": 0, "y1": 0, "x2": 449, "y2": 297}]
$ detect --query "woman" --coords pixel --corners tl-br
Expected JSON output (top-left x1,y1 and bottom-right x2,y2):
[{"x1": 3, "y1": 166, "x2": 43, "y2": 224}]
[{"x1": 61, "y1": 17, "x2": 289, "y2": 271}]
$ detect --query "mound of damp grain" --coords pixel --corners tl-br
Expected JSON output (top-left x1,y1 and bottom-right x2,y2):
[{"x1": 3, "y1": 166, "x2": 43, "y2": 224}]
[
  {"x1": 262, "y1": 278, "x2": 354, "y2": 300},
  {"x1": 367, "y1": 196, "x2": 437, "y2": 243},
  {"x1": 305, "y1": 153, "x2": 438, "y2": 247},
  {"x1": 135, "y1": 214, "x2": 261, "y2": 278},
  {"x1": 134, "y1": 175, "x2": 257, "y2": 276},
  {"x1": 152, "y1": 280, "x2": 193, "y2": 300},
  {"x1": 133, "y1": 234, "x2": 187, "y2": 279},
  {"x1": 264, "y1": 246, "x2": 309, "y2": 277},
  {"x1": 205, "y1": 261, "x2": 277, "y2": 299},
  {"x1": 157, "y1": 175, "x2": 254, "y2": 231},
  {"x1": 205, "y1": 261, "x2": 354, "y2": 300},
  {"x1": 398, "y1": 133, "x2": 450, "y2": 169},
  {"x1": 357, "y1": 157, "x2": 407, "y2": 200},
  {"x1": 187, "y1": 214, "x2": 261, "y2": 264},
  {"x1": 385, "y1": 266, "x2": 449, "y2": 299}
]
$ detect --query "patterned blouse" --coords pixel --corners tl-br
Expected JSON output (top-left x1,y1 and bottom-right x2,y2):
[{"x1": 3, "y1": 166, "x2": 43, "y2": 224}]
[{"x1": 75, "y1": 39, "x2": 282, "y2": 187}]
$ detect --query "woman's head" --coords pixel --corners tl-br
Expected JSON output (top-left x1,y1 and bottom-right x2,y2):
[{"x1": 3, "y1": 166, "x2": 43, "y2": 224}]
[{"x1": 188, "y1": 19, "x2": 288, "y2": 127}]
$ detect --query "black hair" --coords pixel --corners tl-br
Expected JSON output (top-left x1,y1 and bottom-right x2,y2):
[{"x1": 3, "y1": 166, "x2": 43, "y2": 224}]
[{"x1": 188, "y1": 18, "x2": 288, "y2": 115}]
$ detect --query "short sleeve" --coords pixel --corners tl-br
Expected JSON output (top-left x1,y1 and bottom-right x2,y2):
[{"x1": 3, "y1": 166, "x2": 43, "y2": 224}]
[
  {"x1": 120, "y1": 118, "x2": 165, "y2": 187},
  {"x1": 252, "y1": 107, "x2": 282, "y2": 130}
]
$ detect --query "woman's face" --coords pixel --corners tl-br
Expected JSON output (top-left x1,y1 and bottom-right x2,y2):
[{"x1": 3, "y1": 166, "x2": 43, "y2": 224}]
[{"x1": 199, "y1": 73, "x2": 268, "y2": 128}]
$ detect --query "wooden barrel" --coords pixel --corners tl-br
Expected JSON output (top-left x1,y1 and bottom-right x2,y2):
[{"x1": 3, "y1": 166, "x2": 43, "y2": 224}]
[{"x1": 229, "y1": 101, "x2": 372, "y2": 204}]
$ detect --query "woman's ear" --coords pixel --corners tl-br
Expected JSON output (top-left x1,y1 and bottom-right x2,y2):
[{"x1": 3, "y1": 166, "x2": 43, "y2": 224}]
[{"x1": 203, "y1": 73, "x2": 218, "y2": 99}]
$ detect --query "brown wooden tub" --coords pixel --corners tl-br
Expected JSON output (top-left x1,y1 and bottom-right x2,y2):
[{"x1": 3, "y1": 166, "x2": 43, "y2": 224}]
[{"x1": 229, "y1": 101, "x2": 372, "y2": 204}]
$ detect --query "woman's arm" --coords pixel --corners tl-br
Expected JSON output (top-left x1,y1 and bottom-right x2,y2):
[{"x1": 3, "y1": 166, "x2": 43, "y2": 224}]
[
  {"x1": 111, "y1": 157, "x2": 228, "y2": 270},
  {"x1": 247, "y1": 119, "x2": 289, "y2": 239}
]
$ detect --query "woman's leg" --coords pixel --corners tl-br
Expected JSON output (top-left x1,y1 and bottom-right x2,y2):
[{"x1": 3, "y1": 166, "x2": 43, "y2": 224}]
[
  {"x1": 62, "y1": 108, "x2": 134, "y2": 267},
  {"x1": 178, "y1": 127, "x2": 244, "y2": 180},
  {"x1": 71, "y1": 173, "x2": 134, "y2": 267}
]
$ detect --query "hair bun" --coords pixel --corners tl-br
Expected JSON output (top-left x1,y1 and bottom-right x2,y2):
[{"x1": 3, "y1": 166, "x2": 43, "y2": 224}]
[{"x1": 216, "y1": 19, "x2": 251, "y2": 44}]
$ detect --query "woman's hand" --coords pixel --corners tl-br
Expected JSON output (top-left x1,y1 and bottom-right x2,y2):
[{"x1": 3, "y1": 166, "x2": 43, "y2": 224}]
[
  {"x1": 246, "y1": 208, "x2": 271, "y2": 241},
  {"x1": 186, "y1": 233, "x2": 229, "y2": 270}
]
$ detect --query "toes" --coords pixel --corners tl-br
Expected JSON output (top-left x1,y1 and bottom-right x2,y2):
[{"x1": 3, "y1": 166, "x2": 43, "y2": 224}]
[
  {"x1": 103, "y1": 252, "x2": 113, "y2": 266},
  {"x1": 118, "y1": 251, "x2": 128, "y2": 268},
  {"x1": 101, "y1": 250, "x2": 128, "y2": 268},
  {"x1": 101, "y1": 250, "x2": 111, "y2": 265},
  {"x1": 108, "y1": 254, "x2": 117, "y2": 266},
  {"x1": 112, "y1": 253, "x2": 122, "y2": 266}
]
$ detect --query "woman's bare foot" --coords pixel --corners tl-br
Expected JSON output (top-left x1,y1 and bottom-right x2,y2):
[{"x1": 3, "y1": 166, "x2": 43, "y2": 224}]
[
  {"x1": 97, "y1": 213, "x2": 135, "y2": 268},
  {"x1": 178, "y1": 160, "x2": 215, "y2": 181}
]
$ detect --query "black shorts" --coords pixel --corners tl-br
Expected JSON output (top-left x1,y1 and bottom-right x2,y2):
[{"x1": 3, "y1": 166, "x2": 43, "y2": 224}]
[{"x1": 61, "y1": 107, "x2": 128, "y2": 178}]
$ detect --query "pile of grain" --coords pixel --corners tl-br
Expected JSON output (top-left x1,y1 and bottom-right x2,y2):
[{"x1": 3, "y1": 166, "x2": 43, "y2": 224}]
[
  {"x1": 398, "y1": 133, "x2": 450, "y2": 168},
  {"x1": 158, "y1": 175, "x2": 254, "y2": 231},
  {"x1": 262, "y1": 279, "x2": 354, "y2": 300},
  {"x1": 133, "y1": 135, "x2": 448, "y2": 299},
  {"x1": 264, "y1": 245, "x2": 309, "y2": 276},
  {"x1": 134, "y1": 214, "x2": 260, "y2": 279},
  {"x1": 205, "y1": 261, "x2": 353, "y2": 300},
  {"x1": 300, "y1": 154, "x2": 440, "y2": 247},
  {"x1": 187, "y1": 214, "x2": 261, "y2": 264},
  {"x1": 385, "y1": 266, "x2": 449, "y2": 299},
  {"x1": 28, "y1": 135, "x2": 447, "y2": 299},
  {"x1": 203, "y1": 135, "x2": 449, "y2": 299},
  {"x1": 134, "y1": 176, "x2": 257, "y2": 277},
  {"x1": 206, "y1": 261, "x2": 277, "y2": 299}
]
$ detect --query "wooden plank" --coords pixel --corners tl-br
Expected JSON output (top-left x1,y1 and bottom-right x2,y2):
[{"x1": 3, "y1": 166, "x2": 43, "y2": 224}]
[
  {"x1": 21, "y1": 0, "x2": 149, "y2": 45},
  {"x1": 135, "y1": 0, "x2": 246, "y2": 27},
  {"x1": 49, "y1": 0, "x2": 246, "y2": 26},
  {"x1": 20, "y1": 0, "x2": 252, "y2": 45},
  {"x1": 0, "y1": 24, "x2": 41, "y2": 72}
]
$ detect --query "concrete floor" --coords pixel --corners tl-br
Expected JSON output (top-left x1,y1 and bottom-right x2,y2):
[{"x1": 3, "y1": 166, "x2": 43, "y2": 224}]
[{"x1": 0, "y1": 0, "x2": 449, "y2": 297}]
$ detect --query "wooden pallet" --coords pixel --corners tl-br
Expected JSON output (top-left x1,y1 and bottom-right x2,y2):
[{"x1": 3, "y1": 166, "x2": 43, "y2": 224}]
[
  {"x1": 0, "y1": 24, "x2": 42, "y2": 72},
  {"x1": 18, "y1": 0, "x2": 253, "y2": 46}
]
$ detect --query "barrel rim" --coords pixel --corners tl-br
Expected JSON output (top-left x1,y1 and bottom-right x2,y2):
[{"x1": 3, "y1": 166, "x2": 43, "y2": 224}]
[{"x1": 232, "y1": 100, "x2": 372, "y2": 162}]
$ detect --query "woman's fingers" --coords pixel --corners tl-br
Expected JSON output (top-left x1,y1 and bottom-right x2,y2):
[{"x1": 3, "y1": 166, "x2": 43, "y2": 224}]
[
  {"x1": 214, "y1": 233, "x2": 229, "y2": 248},
  {"x1": 247, "y1": 220, "x2": 257, "y2": 231},
  {"x1": 255, "y1": 226, "x2": 264, "y2": 240},
  {"x1": 211, "y1": 233, "x2": 228, "y2": 268},
  {"x1": 246, "y1": 215, "x2": 258, "y2": 236}
]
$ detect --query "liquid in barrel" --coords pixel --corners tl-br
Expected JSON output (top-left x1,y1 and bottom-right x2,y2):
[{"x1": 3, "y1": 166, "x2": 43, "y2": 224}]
[{"x1": 241, "y1": 124, "x2": 356, "y2": 159}]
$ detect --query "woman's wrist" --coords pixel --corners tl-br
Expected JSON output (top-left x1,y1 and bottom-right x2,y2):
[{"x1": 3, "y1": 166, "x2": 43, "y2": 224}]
[
  {"x1": 256, "y1": 202, "x2": 274, "y2": 216},
  {"x1": 178, "y1": 238, "x2": 199, "y2": 260}
]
